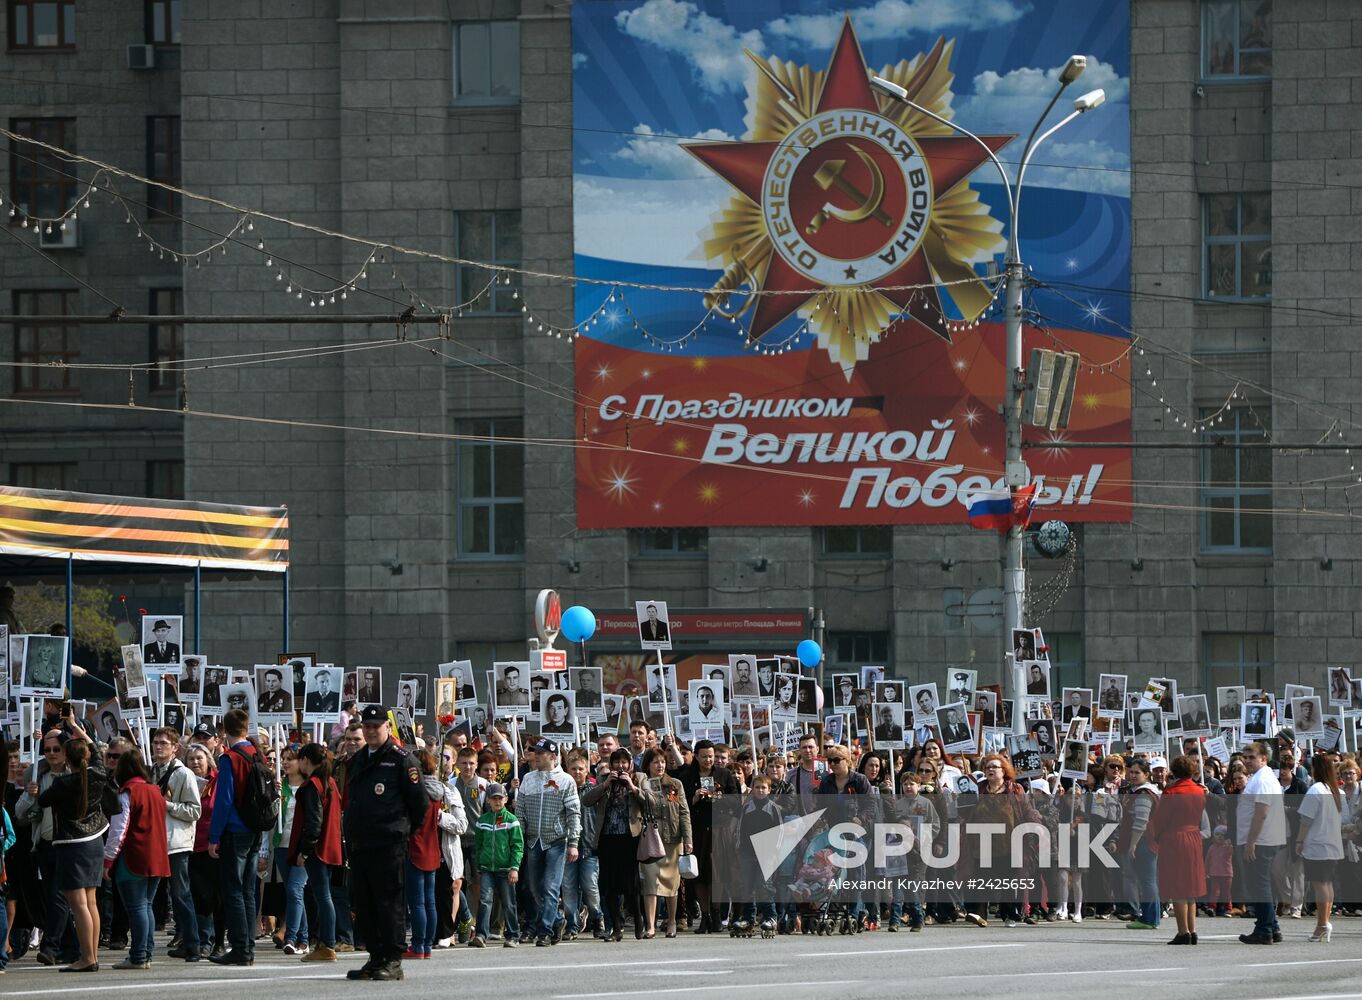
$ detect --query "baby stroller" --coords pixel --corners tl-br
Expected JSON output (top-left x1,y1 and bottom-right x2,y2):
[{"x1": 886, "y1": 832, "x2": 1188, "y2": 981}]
[{"x1": 788, "y1": 848, "x2": 860, "y2": 935}]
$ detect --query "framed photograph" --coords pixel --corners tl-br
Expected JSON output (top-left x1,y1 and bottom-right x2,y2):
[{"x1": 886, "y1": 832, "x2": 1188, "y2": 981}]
[
  {"x1": 823, "y1": 713, "x2": 845, "y2": 746},
  {"x1": 972, "y1": 689, "x2": 999, "y2": 728},
  {"x1": 1148, "y1": 676, "x2": 1178, "y2": 716},
  {"x1": 119, "y1": 643, "x2": 148, "y2": 700},
  {"x1": 688, "y1": 678, "x2": 725, "y2": 738},
  {"x1": 1216, "y1": 686, "x2": 1245, "y2": 726},
  {"x1": 938, "y1": 701, "x2": 974, "y2": 752},
  {"x1": 981, "y1": 727, "x2": 1009, "y2": 755},
  {"x1": 1060, "y1": 687, "x2": 1093, "y2": 724},
  {"x1": 94, "y1": 697, "x2": 125, "y2": 741},
  {"x1": 201, "y1": 666, "x2": 229, "y2": 715},
  {"x1": 569, "y1": 667, "x2": 605, "y2": 720},
  {"x1": 141, "y1": 615, "x2": 183, "y2": 670},
  {"x1": 771, "y1": 672, "x2": 799, "y2": 723},
  {"x1": 830, "y1": 673, "x2": 857, "y2": 710},
  {"x1": 1177, "y1": 694, "x2": 1212, "y2": 737},
  {"x1": 1351, "y1": 678, "x2": 1362, "y2": 715},
  {"x1": 1282, "y1": 683, "x2": 1313, "y2": 723},
  {"x1": 1291, "y1": 695, "x2": 1325, "y2": 739},
  {"x1": 254, "y1": 665, "x2": 294, "y2": 724},
  {"x1": 1240, "y1": 701, "x2": 1271, "y2": 740},
  {"x1": 178, "y1": 655, "x2": 204, "y2": 702},
  {"x1": 908, "y1": 683, "x2": 940, "y2": 728},
  {"x1": 1011, "y1": 628, "x2": 1039, "y2": 662},
  {"x1": 162, "y1": 700, "x2": 187, "y2": 735},
  {"x1": 1060, "y1": 739, "x2": 1090, "y2": 780},
  {"x1": 646, "y1": 662, "x2": 677, "y2": 711},
  {"x1": 1008, "y1": 734, "x2": 1043, "y2": 780},
  {"x1": 946, "y1": 668, "x2": 976, "y2": 706},
  {"x1": 220, "y1": 682, "x2": 257, "y2": 730},
  {"x1": 602, "y1": 694, "x2": 624, "y2": 732},
  {"x1": 356, "y1": 666, "x2": 382, "y2": 706},
  {"x1": 539, "y1": 689, "x2": 577, "y2": 740},
  {"x1": 635, "y1": 600, "x2": 672, "y2": 651},
  {"x1": 433, "y1": 677, "x2": 458, "y2": 720},
  {"x1": 796, "y1": 676, "x2": 819, "y2": 722},
  {"x1": 160, "y1": 672, "x2": 181, "y2": 706},
  {"x1": 397, "y1": 673, "x2": 427, "y2": 718},
  {"x1": 529, "y1": 670, "x2": 554, "y2": 719},
  {"x1": 860, "y1": 665, "x2": 885, "y2": 688},
  {"x1": 17, "y1": 633, "x2": 68, "y2": 699},
  {"x1": 1096, "y1": 673, "x2": 1127, "y2": 719},
  {"x1": 874, "y1": 680, "x2": 905, "y2": 708},
  {"x1": 1328, "y1": 667, "x2": 1353, "y2": 707},
  {"x1": 1131, "y1": 706, "x2": 1165, "y2": 749},
  {"x1": 303, "y1": 665, "x2": 343, "y2": 723},
  {"x1": 1064, "y1": 714, "x2": 1089, "y2": 742},
  {"x1": 1028, "y1": 717, "x2": 1058, "y2": 759},
  {"x1": 440, "y1": 660, "x2": 478, "y2": 709},
  {"x1": 1092, "y1": 714, "x2": 1121, "y2": 746},
  {"x1": 274, "y1": 653, "x2": 314, "y2": 700},
  {"x1": 342, "y1": 671, "x2": 357, "y2": 704},
  {"x1": 493, "y1": 661, "x2": 530, "y2": 713},
  {"x1": 871, "y1": 701, "x2": 905, "y2": 749},
  {"x1": 393, "y1": 708, "x2": 417, "y2": 747},
  {"x1": 729, "y1": 655, "x2": 760, "y2": 703},
  {"x1": 1022, "y1": 660, "x2": 1051, "y2": 699}
]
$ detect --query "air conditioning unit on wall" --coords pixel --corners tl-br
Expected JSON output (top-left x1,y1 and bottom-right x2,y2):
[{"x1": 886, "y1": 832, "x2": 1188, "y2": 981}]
[
  {"x1": 128, "y1": 44, "x2": 156, "y2": 70},
  {"x1": 38, "y1": 219, "x2": 81, "y2": 250}
]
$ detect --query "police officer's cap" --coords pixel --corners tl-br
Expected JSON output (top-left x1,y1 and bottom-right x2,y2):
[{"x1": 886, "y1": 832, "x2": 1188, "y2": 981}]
[{"x1": 360, "y1": 704, "x2": 389, "y2": 724}]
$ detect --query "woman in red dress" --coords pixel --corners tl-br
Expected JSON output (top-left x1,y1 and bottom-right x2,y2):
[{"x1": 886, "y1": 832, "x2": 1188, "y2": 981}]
[{"x1": 1148, "y1": 755, "x2": 1207, "y2": 944}]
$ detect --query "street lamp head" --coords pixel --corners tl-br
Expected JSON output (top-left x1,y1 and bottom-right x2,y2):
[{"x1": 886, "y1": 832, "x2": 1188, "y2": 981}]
[
  {"x1": 1059, "y1": 55, "x2": 1087, "y2": 86},
  {"x1": 1073, "y1": 88, "x2": 1106, "y2": 112},
  {"x1": 869, "y1": 75, "x2": 908, "y2": 101}
]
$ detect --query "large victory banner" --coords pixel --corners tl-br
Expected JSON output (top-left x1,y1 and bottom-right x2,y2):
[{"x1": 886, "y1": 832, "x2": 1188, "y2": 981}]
[{"x1": 573, "y1": 0, "x2": 1131, "y2": 528}]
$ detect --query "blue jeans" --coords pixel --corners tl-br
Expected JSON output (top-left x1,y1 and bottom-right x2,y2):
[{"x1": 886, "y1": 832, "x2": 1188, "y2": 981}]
[
  {"x1": 118, "y1": 875, "x2": 162, "y2": 965},
  {"x1": 1133, "y1": 840, "x2": 1160, "y2": 927},
  {"x1": 305, "y1": 856, "x2": 337, "y2": 948},
  {"x1": 218, "y1": 830, "x2": 261, "y2": 958},
  {"x1": 275, "y1": 847, "x2": 309, "y2": 946},
  {"x1": 405, "y1": 864, "x2": 437, "y2": 953},
  {"x1": 560, "y1": 852, "x2": 603, "y2": 933},
  {"x1": 1243, "y1": 844, "x2": 1280, "y2": 939},
  {"x1": 331, "y1": 875, "x2": 353, "y2": 944},
  {"x1": 476, "y1": 871, "x2": 519, "y2": 943},
  {"x1": 523, "y1": 841, "x2": 567, "y2": 939},
  {"x1": 167, "y1": 852, "x2": 198, "y2": 955}
]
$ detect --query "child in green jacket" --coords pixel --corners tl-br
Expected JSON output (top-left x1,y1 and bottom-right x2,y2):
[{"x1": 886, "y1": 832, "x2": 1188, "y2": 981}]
[{"x1": 471, "y1": 783, "x2": 524, "y2": 948}]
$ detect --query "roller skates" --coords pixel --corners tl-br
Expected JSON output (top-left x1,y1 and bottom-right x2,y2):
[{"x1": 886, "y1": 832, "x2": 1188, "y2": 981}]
[
  {"x1": 759, "y1": 918, "x2": 776, "y2": 939},
  {"x1": 730, "y1": 918, "x2": 755, "y2": 938}
]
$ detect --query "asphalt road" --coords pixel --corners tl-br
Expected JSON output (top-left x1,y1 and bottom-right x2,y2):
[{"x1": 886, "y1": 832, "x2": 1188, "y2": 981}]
[{"x1": 3, "y1": 917, "x2": 1359, "y2": 1000}]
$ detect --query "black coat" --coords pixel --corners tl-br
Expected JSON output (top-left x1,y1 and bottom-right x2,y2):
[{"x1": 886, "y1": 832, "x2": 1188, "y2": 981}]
[{"x1": 341, "y1": 738, "x2": 428, "y2": 849}]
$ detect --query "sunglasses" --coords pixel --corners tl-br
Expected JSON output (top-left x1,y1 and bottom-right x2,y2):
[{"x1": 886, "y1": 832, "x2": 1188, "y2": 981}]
[{"x1": 106, "y1": 752, "x2": 123, "y2": 760}]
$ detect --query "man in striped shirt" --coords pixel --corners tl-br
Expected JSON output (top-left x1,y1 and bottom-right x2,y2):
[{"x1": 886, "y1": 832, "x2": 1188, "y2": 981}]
[{"x1": 514, "y1": 738, "x2": 582, "y2": 947}]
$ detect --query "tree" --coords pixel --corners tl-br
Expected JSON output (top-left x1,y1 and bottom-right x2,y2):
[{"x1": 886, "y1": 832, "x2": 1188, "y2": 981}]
[{"x1": 11, "y1": 582, "x2": 122, "y2": 662}]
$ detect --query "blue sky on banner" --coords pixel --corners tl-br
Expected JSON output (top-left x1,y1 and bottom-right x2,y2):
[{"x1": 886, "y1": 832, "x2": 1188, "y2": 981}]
[{"x1": 572, "y1": 0, "x2": 1131, "y2": 339}]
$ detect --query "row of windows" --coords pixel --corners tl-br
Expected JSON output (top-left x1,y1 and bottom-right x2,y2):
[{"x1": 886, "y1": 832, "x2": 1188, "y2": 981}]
[
  {"x1": 6, "y1": 0, "x2": 178, "y2": 50},
  {"x1": 10, "y1": 459, "x2": 182, "y2": 497}
]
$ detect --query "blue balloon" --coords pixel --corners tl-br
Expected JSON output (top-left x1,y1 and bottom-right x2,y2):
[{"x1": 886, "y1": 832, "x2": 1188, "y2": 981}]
[
  {"x1": 561, "y1": 605, "x2": 596, "y2": 644},
  {"x1": 796, "y1": 639, "x2": 822, "y2": 668}
]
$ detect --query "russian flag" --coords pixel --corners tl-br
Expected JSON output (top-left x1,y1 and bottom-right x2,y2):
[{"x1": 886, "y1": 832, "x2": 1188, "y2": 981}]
[{"x1": 965, "y1": 484, "x2": 1038, "y2": 533}]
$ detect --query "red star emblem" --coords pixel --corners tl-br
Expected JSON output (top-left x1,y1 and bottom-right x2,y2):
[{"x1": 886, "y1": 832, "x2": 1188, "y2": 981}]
[{"x1": 685, "y1": 19, "x2": 1011, "y2": 344}]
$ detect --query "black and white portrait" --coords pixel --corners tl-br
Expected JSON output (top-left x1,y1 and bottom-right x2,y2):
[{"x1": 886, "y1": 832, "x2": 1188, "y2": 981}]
[
  {"x1": 1216, "y1": 685, "x2": 1244, "y2": 726},
  {"x1": 873, "y1": 701, "x2": 905, "y2": 748},
  {"x1": 202, "y1": 666, "x2": 228, "y2": 713},
  {"x1": 823, "y1": 713, "x2": 844, "y2": 746},
  {"x1": 1240, "y1": 701, "x2": 1271, "y2": 739},
  {"x1": 96, "y1": 698, "x2": 124, "y2": 742},
  {"x1": 1012, "y1": 628, "x2": 1037, "y2": 662},
  {"x1": 1096, "y1": 673, "x2": 1127, "y2": 719},
  {"x1": 255, "y1": 665, "x2": 294, "y2": 722},
  {"x1": 540, "y1": 689, "x2": 576, "y2": 737},
  {"x1": 909, "y1": 683, "x2": 940, "y2": 728},
  {"x1": 973, "y1": 689, "x2": 998, "y2": 728},
  {"x1": 860, "y1": 665, "x2": 885, "y2": 689},
  {"x1": 646, "y1": 663, "x2": 677, "y2": 710},
  {"x1": 1148, "y1": 676, "x2": 1178, "y2": 716},
  {"x1": 704, "y1": 664, "x2": 730, "y2": 701},
  {"x1": 569, "y1": 667, "x2": 604, "y2": 718},
  {"x1": 946, "y1": 669, "x2": 976, "y2": 706},
  {"x1": 1292, "y1": 695, "x2": 1325, "y2": 739},
  {"x1": 755, "y1": 658, "x2": 778, "y2": 699},
  {"x1": 796, "y1": 676, "x2": 818, "y2": 721},
  {"x1": 440, "y1": 660, "x2": 478, "y2": 708},
  {"x1": 1132, "y1": 707, "x2": 1165, "y2": 749},
  {"x1": 19, "y1": 633, "x2": 68, "y2": 698},
  {"x1": 635, "y1": 600, "x2": 672, "y2": 650},
  {"x1": 832, "y1": 673, "x2": 857, "y2": 709},
  {"x1": 1177, "y1": 694, "x2": 1212, "y2": 736},
  {"x1": 433, "y1": 678, "x2": 457, "y2": 719},
  {"x1": 688, "y1": 679, "x2": 725, "y2": 738},
  {"x1": 1060, "y1": 739, "x2": 1090, "y2": 779},
  {"x1": 874, "y1": 680, "x2": 904, "y2": 707},
  {"x1": 220, "y1": 682, "x2": 257, "y2": 730},
  {"x1": 356, "y1": 666, "x2": 382, "y2": 706},
  {"x1": 939, "y1": 702, "x2": 974, "y2": 752},
  {"x1": 398, "y1": 673, "x2": 427, "y2": 717},
  {"x1": 1060, "y1": 688, "x2": 1092, "y2": 724},
  {"x1": 141, "y1": 615, "x2": 183, "y2": 669},
  {"x1": 303, "y1": 666, "x2": 342, "y2": 722},
  {"x1": 602, "y1": 694, "x2": 624, "y2": 733},
  {"x1": 493, "y1": 661, "x2": 530, "y2": 711},
  {"x1": 1023, "y1": 660, "x2": 1051, "y2": 698},
  {"x1": 162, "y1": 701, "x2": 186, "y2": 735},
  {"x1": 120, "y1": 643, "x2": 147, "y2": 699},
  {"x1": 179, "y1": 655, "x2": 203, "y2": 701},
  {"x1": 277, "y1": 655, "x2": 313, "y2": 699},
  {"x1": 1029, "y1": 718, "x2": 1058, "y2": 758},
  {"x1": 730, "y1": 655, "x2": 760, "y2": 702},
  {"x1": 771, "y1": 672, "x2": 799, "y2": 723},
  {"x1": 1328, "y1": 667, "x2": 1353, "y2": 707}
]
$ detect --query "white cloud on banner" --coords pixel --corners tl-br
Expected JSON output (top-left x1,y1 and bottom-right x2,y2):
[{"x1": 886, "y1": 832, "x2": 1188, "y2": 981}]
[
  {"x1": 574, "y1": 175, "x2": 734, "y2": 269},
  {"x1": 615, "y1": 123, "x2": 737, "y2": 180},
  {"x1": 614, "y1": 0, "x2": 764, "y2": 96},
  {"x1": 572, "y1": 52, "x2": 588, "y2": 69},
  {"x1": 1017, "y1": 139, "x2": 1130, "y2": 196},
  {"x1": 769, "y1": 0, "x2": 1030, "y2": 47},
  {"x1": 971, "y1": 57, "x2": 1129, "y2": 104}
]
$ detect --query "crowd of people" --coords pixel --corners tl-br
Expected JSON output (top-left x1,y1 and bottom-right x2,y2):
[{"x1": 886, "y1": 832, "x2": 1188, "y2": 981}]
[{"x1": 1, "y1": 701, "x2": 1359, "y2": 979}]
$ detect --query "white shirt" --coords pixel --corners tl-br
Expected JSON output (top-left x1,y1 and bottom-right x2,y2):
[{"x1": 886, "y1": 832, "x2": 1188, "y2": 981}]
[
  {"x1": 1296, "y1": 783, "x2": 1345, "y2": 861},
  {"x1": 1236, "y1": 765, "x2": 1286, "y2": 847}
]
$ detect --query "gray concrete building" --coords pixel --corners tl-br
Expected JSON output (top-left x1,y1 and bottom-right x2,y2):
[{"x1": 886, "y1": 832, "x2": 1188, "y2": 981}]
[{"x1": 1, "y1": 0, "x2": 1358, "y2": 708}]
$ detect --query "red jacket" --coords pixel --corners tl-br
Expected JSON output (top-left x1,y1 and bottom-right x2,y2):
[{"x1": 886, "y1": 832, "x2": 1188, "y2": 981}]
[
  {"x1": 113, "y1": 777, "x2": 172, "y2": 878},
  {"x1": 287, "y1": 775, "x2": 342, "y2": 867},
  {"x1": 408, "y1": 798, "x2": 442, "y2": 872}
]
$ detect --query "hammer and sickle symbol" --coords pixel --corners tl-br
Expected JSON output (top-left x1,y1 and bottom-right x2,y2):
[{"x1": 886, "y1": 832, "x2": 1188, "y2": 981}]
[{"x1": 805, "y1": 143, "x2": 893, "y2": 235}]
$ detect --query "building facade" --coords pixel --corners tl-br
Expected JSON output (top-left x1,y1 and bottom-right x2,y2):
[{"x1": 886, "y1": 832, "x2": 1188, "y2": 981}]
[{"x1": 1, "y1": 0, "x2": 1356, "y2": 700}]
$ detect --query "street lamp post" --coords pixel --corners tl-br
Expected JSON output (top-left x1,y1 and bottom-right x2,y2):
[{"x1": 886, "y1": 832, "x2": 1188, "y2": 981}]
[{"x1": 871, "y1": 60, "x2": 1105, "y2": 732}]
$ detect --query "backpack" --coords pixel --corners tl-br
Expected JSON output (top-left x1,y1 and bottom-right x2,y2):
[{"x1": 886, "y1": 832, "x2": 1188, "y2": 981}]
[{"x1": 229, "y1": 745, "x2": 281, "y2": 832}]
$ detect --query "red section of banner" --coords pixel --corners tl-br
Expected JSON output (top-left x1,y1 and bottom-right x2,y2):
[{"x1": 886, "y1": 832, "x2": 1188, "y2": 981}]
[
  {"x1": 574, "y1": 322, "x2": 1131, "y2": 528},
  {"x1": 591, "y1": 609, "x2": 809, "y2": 641}
]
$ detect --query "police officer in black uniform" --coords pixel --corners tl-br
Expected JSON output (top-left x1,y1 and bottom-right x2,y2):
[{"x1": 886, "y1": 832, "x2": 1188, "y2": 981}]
[{"x1": 344, "y1": 705, "x2": 428, "y2": 981}]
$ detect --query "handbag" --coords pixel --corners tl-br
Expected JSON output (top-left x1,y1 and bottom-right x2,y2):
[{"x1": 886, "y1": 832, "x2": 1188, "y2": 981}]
[
  {"x1": 678, "y1": 853, "x2": 699, "y2": 879},
  {"x1": 637, "y1": 811, "x2": 666, "y2": 865}
]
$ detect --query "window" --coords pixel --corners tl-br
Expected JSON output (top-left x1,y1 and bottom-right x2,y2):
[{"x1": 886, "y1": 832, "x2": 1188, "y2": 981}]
[
  {"x1": 13, "y1": 289, "x2": 78, "y2": 394},
  {"x1": 148, "y1": 288, "x2": 182, "y2": 393},
  {"x1": 1204, "y1": 633, "x2": 1273, "y2": 692},
  {"x1": 636, "y1": 528, "x2": 707, "y2": 557},
  {"x1": 1200, "y1": 407, "x2": 1271, "y2": 552},
  {"x1": 820, "y1": 525, "x2": 892, "y2": 556},
  {"x1": 456, "y1": 417, "x2": 524, "y2": 558},
  {"x1": 7, "y1": 0, "x2": 75, "y2": 51},
  {"x1": 452, "y1": 20, "x2": 519, "y2": 101},
  {"x1": 1204, "y1": 193, "x2": 1270, "y2": 299},
  {"x1": 145, "y1": 459, "x2": 183, "y2": 499},
  {"x1": 829, "y1": 631, "x2": 890, "y2": 669},
  {"x1": 1045, "y1": 632, "x2": 1083, "y2": 693},
  {"x1": 146, "y1": 116, "x2": 181, "y2": 219},
  {"x1": 455, "y1": 211, "x2": 520, "y2": 314},
  {"x1": 9, "y1": 118, "x2": 77, "y2": 219},
  {"x1": 146, "y1": 0, "x2": 179, "y2": 45},
  {"x1": 10, "y1": 461, "x2": 76, "y2": 490},
  {"x1": 1203, "y1": 0, "x2": 1271, "y2": 79}
]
